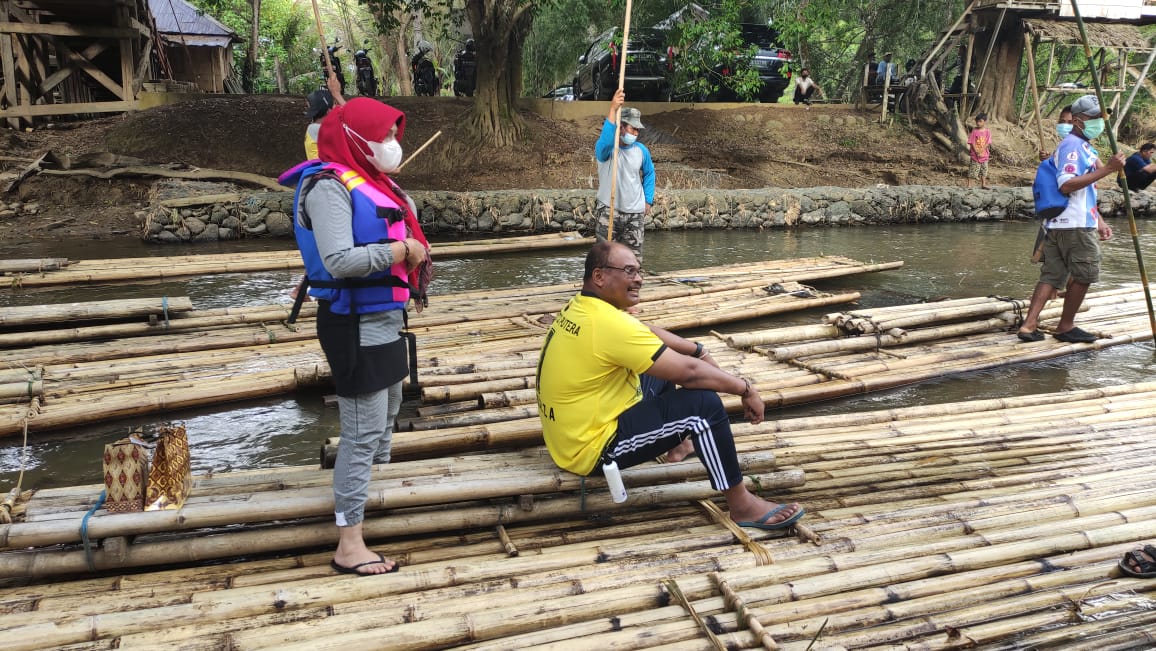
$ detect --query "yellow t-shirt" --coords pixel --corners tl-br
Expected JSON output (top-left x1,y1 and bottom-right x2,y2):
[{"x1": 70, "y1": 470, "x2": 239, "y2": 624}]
[
  {"x1": 536, "y1": 293, "x2": 664, "y2": 475},
  {"x1": 304, "y1": 130, "x2": 319, "y2": 160}
]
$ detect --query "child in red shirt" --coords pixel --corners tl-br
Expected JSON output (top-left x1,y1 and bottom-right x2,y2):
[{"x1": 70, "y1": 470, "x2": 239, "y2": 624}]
[{"x1": 967, "y1": 113, "x2": 992, "y2": 189}]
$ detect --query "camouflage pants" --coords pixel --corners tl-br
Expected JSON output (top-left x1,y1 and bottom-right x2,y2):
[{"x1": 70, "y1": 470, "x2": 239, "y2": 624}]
[{"x1": 593, "y1": 204, "x2": 645, "y2": 261}]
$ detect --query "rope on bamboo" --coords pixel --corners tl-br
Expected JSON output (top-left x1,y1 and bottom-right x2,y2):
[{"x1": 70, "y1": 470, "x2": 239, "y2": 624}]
[
  {"x1": 664, "y1": 578, "x2": 727, "y2": 651},
  {"x1": 80, "y1": 490, "x2": 107, "y2": 571},
  {"x1": 496, "y1": 525, "x2": 518, "y2": 556},
  {"x1": 161, "y1": 296, "x2": 170, "y2": 329},
  {"x1": 2, "y1": 395, "x2": 40, "y2": 523},
  {"x1": 712, "y1": 572, "x2": 780, "y2": 650},
  {"x1": 990, "y1": 295, "x2": 1026, "y2": 329},
  {"x1": 697, "y1": 499, "x2": 774, "y2": 566}
]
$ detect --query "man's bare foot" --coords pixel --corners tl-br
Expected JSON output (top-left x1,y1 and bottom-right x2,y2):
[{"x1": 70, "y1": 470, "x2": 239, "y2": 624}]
[{"x1": 667, "y1": 437, "x2": 695, "y2": 462}]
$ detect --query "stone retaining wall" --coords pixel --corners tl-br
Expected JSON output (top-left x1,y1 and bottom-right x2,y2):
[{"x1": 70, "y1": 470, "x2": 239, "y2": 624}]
[{"x1": 140, "y1": 185, "x2": 1156, "y2": 243}]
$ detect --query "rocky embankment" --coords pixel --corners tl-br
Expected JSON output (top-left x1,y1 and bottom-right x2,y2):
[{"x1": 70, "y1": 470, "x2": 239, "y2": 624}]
[{"x1": 140, "y1": 183, "x2": 1153, "y2": 243}]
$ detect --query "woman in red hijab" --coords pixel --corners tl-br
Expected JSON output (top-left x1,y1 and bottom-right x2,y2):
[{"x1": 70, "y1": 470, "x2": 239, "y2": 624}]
[{"x1": 289, "y1": 97, "x2": 431, "y2": 575}]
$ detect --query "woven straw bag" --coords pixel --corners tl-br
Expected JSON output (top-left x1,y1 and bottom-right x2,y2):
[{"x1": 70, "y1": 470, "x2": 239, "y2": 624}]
[
  {"x1": 103, "y1": 437, "x2": 149, "y2": 512},
  {"x1": 144, "y1": 423, "x2": 192, "y2": 511}
]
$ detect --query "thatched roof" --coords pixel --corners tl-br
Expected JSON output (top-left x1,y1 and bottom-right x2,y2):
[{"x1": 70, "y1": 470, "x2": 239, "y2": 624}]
[{"x1": 1026, "y1": 18, "x2": 1153, "y2": 49}]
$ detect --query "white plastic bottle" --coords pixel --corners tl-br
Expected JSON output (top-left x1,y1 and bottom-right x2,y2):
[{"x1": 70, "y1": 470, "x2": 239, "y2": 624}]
[{"x1": 603, "y1": 459, "x2": 628, "y2": 503}]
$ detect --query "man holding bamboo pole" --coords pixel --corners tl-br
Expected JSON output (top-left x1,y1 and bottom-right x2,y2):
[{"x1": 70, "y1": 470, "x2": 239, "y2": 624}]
[
  {"x1": 535, "y1": 241, "x2": 805, "y2": 530},
  {"x1": 1017, "y1": 95, "x2": 1123, "y2": 344},
  {"x1": 593, "y1": 90, "x2": 655, "y2": 261}
]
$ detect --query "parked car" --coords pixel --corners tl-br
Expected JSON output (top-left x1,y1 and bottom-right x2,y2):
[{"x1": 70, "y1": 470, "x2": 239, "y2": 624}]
[
  {"x1": 542, "y1": 85, "x2": 575, "y2": 101},
  {"x1": 572, "y1": 27, "x2": 672, "y2": 102},
  {"x1": 675, "y1": 23, "x2": 792, "y2": 103}
]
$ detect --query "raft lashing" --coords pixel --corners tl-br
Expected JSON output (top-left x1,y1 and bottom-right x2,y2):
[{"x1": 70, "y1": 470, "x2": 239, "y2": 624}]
[{"x1": 3, "y1": 254, "x2": 1156, "y2": 648}]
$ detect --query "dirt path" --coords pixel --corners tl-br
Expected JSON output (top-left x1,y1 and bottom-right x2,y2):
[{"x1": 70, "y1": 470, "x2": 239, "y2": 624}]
[{"x1": 0, "y1": 95, "x2": 1041, "y2": 243}]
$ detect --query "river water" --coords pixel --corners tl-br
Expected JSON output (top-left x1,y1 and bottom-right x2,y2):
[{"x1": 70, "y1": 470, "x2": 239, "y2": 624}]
[{"x1": 2, "y1": 220, "x2": 1154, "y2": 491}]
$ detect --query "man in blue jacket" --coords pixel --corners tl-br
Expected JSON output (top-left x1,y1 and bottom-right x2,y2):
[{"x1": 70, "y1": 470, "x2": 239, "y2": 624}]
[{"x1": 594, "y1": 89, "x2": 655, "y2": 261}]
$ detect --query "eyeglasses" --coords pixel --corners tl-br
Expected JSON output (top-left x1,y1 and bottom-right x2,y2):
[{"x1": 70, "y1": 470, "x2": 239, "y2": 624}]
[{"x1": 602, "y1": 265, "x2": 643, "y2": 278}]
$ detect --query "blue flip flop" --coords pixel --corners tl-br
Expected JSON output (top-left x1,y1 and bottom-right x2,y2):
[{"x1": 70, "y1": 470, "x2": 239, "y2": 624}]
[{"x1": 737, "y1": 504, "x2": 805, "y2": 531}]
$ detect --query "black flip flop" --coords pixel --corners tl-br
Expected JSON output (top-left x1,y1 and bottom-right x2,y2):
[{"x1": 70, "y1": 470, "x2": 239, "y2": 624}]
[
  {"x1": 1118, "y1": 545, "x2": 1156, "y2": 579},
  {"x1": 1017, "y1": 330, "x2": 1045, "y2": 343},
  {"x1": 1053, "y1": 327, "x2": 1097, "y2": 343},
  {"x1": 330, "y1": 552, "x2": 401, "y2": 576}
]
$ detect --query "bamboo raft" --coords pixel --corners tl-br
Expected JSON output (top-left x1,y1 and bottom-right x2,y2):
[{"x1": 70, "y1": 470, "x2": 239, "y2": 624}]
[
  {"x1": 369, "y1": 286, "x2": 1156, "y2": 444},
  {"x1": 2, "y1": 381, "x2": 1155, "y2": 649},
  {"x1": 0, "y1": 232, "x2": 592, "y2": 290},
  {"x1": 0, "y1": 257, "x2": 892, "y2": 437}
]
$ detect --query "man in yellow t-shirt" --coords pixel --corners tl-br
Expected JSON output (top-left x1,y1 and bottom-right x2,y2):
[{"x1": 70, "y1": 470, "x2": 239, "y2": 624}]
[{"x1": 535, "y1": 241, "x2": 805, "y2": 530}]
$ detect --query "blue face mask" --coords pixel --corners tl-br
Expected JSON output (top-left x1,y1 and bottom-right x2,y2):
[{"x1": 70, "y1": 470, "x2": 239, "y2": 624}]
[
  {"x1": 1081, "y1": 118, "x2": 1105, "y2": 140},
  {"x1": 1056, "y1": 123, "x2": 1073, "y2": 137},
  {"x1": 621, "y1": 132, "x2": 637, "y2": 146}
]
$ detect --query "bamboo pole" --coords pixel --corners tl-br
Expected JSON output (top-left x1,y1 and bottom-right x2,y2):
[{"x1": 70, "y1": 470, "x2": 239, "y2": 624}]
[
  {"x1": 0, "y1": 474, "x2": 795, "y2": 580},
  {"x1": 605, "y1": 0, "x2": 635, "y2": 240},
  {"x1": 0, "y1": 297, "x2": 194, "y2": 328}
]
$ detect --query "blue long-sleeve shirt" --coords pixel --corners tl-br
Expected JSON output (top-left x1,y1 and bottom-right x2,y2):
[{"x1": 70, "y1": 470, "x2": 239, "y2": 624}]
[{"x1": 594, "y1": 118, "x2": 655, "y2": 213}]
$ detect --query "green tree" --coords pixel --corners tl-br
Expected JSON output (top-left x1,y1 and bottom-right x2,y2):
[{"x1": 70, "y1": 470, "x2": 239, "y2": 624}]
[
  {"x1": 360, "y1": 0, "x2": 540, "y2": 146},
  {"x1": 770, "y1": 0, "x2": 964, "y2": 101}
]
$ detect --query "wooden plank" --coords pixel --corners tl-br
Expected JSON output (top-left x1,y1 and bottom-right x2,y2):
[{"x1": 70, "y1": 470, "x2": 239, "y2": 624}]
[
  {"x1": 0, "y1": 2, "x2": 20, "y2": 129},
  {"x1": 0, "y1": 22, "x2": 138, "y2": 39},
  {"x1": 0, "y1": 99, "x2": 135, "y2": 118},
  {"x1": 38, "y1": 40, "x2": 106, "y2": 96},
  {"x1": 53, "y1": 37, "x2": 124, "y2": 98}
]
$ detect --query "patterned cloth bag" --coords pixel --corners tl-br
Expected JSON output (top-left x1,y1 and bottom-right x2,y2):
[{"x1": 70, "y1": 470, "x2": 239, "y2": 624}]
[
  {"x1": 103, "y1": 434, "x2": 150, "y2": 512},
  {"x1": 145, "y1": 423, "x2": 192, "y2": 511}
]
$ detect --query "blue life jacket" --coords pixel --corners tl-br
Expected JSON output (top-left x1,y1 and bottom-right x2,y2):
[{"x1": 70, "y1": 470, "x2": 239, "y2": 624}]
[
  {"x1": 1032, "y1": 154, "x2": 1068, "y2": 220},
  {"x1": 280, "y1": 161, "x2": 410, "y2": 315}
]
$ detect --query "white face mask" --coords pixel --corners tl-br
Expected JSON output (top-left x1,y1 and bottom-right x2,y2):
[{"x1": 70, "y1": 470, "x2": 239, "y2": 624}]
[
  {"x1": 344, "y1": 124, "x2": 404, "y2": 173},
  {"x1": 368, "y1": 139, "x2": 403, "y2": 173}
]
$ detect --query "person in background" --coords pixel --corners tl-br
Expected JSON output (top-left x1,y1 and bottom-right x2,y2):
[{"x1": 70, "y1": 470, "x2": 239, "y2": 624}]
[
  {"x1": 281, "y1": 97, "x2": 431, "y2": 575},
  {"x1": 876, "y1": 53, "x2": 896, "y2": 84},
  {"x1": 1017, "y1": 94, "x2": 1124, "y2": 344},
  {"x1": 1039, "y1": 105, "x2": 1074, "y2": 161},
  {"x1": 305, "y1": 75, "x2": 345, "y2": 160},
  {"x1": 535, "y1": 241, "x2": 806, "y2": 532},
  {"x1": 966, "y1": 113, "x2": 992, "y2": 189},
  {"x1": 594, "y1": 89, "x2": 655, "y2": 262},
  {"x1": 793, "y1": 68, "x2": 823, "y2": 108},
  {"x1": 1124, "y1": 142, "x2": 1156, "y2": 192}
]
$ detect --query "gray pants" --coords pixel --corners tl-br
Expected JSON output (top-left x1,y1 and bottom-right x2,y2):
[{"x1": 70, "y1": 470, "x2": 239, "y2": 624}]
[
  {"x1": 332, "y1": 380, "x2": 403, "y2": 527},
  {"x1": 593, "y1": 204, "x2": 645, "y2": 261}
]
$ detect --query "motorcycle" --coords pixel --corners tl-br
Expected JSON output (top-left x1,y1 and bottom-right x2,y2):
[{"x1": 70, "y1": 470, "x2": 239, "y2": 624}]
[
  {"x1": 354, "y1": 46, "x2": 378, "y2": 97},
  {"x1": 411, "y1": 43, "x2": 439, "y2": 96},
  {"x1": 318, "y1": 44, "x2": 345, "y2": 95},
  {"x1": 452, "y1": 39, "x2": 477, "y2": 97}
]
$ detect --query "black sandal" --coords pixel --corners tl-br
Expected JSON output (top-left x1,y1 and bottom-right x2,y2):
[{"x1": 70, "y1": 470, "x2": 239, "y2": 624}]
[{"x1": 1118, "y1": 544, "x2": 1156, "y2": 578}]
